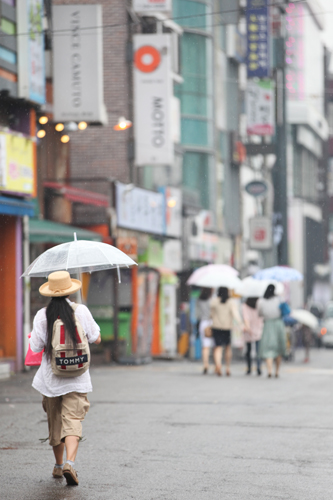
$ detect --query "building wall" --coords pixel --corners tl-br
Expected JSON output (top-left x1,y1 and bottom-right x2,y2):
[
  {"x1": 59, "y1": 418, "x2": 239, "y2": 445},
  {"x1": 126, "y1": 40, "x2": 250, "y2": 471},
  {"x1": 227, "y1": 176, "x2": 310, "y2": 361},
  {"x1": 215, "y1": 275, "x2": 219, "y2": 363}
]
[
  {"x1": 0, "y1": 216, "x2": 17, "y2": 360},
  {"x1": 52, "y1": 0, "x2": 131, "y2": 183}
]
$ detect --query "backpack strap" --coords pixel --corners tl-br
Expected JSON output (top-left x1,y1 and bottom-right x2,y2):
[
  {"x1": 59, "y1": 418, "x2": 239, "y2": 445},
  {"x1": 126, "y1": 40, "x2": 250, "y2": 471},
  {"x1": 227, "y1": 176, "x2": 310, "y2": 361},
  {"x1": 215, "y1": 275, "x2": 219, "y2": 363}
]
[{"x1": 71, "y1": 303, "x2": 80, "y2": 312}]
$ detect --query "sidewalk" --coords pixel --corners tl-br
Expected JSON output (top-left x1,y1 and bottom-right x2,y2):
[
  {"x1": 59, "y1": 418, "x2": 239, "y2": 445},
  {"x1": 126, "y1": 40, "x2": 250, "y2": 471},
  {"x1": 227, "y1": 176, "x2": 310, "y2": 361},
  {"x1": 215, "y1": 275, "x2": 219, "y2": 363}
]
[{"x1": 1, "y1": 348, "x2": 333, "y2": 499}]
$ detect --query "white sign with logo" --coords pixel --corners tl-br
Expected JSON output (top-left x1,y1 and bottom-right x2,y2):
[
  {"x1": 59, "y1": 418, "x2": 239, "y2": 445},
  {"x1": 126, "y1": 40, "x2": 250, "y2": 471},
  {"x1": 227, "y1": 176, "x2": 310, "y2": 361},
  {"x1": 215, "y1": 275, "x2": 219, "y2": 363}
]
[
  {"x1": 249, "y1": 216, "x2": 272, "y2": 250},
  {"x1": 17, "y1": 0, "x2": 45, "y2": 104},
  {"x1": 134, "y1": 34, "x2": 174, "y2": 166},
  {"x1": 52, "y1": 5, "x2": 107, "y2": 124},
  {"x1": 246, "y1": 80, "x2": 275, "y2": 136},
  {"x1": 163, "y1": 239, "x2": 182, "y2": 271},
  {"x1": 116, "y1": 182, "x2": 164, "y2": 235},
  {"x1": 133, "y1": 0, "x2": 172, "y2": 14}
]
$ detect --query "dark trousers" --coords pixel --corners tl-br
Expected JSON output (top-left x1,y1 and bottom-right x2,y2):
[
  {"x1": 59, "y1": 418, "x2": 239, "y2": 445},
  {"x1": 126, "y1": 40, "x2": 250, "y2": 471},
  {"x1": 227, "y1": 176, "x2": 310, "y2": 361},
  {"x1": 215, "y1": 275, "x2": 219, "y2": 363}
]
[{"x1": 246, "y1": 341, "x2": 261, "y2": 372}]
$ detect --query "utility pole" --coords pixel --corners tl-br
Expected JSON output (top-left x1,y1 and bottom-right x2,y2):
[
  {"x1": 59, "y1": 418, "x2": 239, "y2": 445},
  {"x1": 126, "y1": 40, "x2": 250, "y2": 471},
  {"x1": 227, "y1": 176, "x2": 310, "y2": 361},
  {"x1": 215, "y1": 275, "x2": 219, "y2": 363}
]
[{"x1": 273, "y1": 36, "x2": 288, "y2": 265}]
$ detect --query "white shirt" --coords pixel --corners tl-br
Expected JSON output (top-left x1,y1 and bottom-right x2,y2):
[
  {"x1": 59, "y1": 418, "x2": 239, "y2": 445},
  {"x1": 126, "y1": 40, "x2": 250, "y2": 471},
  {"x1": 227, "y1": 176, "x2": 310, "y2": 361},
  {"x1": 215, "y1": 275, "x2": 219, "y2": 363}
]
[{"x1": 30, "y1": 300, "x2": 100, "y2": 398}]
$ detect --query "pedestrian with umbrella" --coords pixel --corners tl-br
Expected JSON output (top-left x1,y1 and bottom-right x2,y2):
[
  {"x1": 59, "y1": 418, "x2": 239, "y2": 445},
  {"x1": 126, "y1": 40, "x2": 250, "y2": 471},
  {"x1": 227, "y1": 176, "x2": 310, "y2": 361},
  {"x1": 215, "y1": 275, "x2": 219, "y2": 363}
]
[
  {"x1": 29, "y1": 271, "x2": 101, "y2": 486},
  {"x1": 242, "y1": 296, "x2": 264, "y2": 376},
  {"x1": 209, "y1": 287, "x2": 243, "y2": 376},
  {"x1": 197, "y1": 288, "x2": 214, "y2": 374},
  {"x1": 289, "y1": 310, "x2": 318, "y2": 363},
  {"x1": 257, "y1": 284, "x2": 286, "y2": 378}
]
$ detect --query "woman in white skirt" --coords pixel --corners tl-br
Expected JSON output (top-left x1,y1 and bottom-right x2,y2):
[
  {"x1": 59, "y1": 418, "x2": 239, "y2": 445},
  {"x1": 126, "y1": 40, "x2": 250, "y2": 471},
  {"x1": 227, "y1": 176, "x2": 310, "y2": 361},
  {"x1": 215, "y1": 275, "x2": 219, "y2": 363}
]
[{"x1": 197, "y1": 288, "x2": 214, "y2": 374}]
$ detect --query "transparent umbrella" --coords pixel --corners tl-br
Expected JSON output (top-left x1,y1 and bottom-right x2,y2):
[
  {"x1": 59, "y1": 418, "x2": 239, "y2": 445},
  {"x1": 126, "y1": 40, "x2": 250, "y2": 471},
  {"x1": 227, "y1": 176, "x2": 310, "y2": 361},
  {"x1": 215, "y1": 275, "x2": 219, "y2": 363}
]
[
  {"x1": 22, "y1": 238, "x2": 137, "y2": 279},
  {"x1": 187, "y1": 264, "x2": 239, "y2": 287}
]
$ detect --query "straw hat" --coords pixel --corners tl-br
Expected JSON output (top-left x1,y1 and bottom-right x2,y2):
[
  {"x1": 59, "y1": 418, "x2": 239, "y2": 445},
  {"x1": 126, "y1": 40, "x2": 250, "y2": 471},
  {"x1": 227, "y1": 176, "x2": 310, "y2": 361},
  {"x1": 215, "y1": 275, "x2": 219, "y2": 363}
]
[{"x1": 39, "y1": 271, "x2": 82, "y2": 297}]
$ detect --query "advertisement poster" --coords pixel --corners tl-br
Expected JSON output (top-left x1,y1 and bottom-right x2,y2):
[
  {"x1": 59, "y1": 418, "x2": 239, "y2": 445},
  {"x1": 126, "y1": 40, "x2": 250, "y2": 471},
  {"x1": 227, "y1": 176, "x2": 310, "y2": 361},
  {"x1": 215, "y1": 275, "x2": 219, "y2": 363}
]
[
  {"x1": 249, "y1": 216, "x2": 272, "y2": 250},
  {"x1": 246, "y1": 79, "x2": 275, "y2": 135},
  {"x1": 160, "y1": 283, "x2": 177, "y2": 356},
  {"x1": 28, "y1": 0, "x2": 45, "y2": 104},
  {"x1": 0, "y1": 133, "x2": 34, "y2": 195},
  {"x1": 246, "y1": 0, "x2": 270, "y2": 78},
  {"x1": 134, "y1": 34, "x2": 174, "y2": 166},
  {"x1": 135, "y1": 270, "x2": 159, "y2": 358}
]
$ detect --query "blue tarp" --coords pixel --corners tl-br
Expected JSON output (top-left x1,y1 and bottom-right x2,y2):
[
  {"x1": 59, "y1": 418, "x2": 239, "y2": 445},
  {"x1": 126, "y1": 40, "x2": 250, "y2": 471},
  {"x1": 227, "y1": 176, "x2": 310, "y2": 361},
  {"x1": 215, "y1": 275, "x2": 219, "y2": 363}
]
[{"x1": 0, "y1": 195, "x2": 35, "y2": 217}]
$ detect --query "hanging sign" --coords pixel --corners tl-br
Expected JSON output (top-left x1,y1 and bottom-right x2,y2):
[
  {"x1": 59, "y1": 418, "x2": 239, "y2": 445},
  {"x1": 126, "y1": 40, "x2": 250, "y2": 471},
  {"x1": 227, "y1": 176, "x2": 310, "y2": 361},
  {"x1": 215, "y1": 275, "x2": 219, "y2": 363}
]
[
  {"x1": 246, "y1": 79, "x2": 275, "y2": 135},
  {"x1": 134, "y1": 34, "x2": 174, "y2": 166},
  {"x1": 249, "y1": 216, "x2": 272, "y2": 250},
  {"x1": 245, "y1": 180, "x2": 268, "y2": 198},
  {"x1": 246, "y1": 0, "x2": 270, "y2": 78}
]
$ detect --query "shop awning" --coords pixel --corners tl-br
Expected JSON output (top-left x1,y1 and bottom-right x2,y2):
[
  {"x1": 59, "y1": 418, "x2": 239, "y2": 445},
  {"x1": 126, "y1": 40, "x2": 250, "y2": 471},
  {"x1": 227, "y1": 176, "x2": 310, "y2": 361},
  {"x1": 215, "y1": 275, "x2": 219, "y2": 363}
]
[
  {"x1": 29, "y1": 219, "x2": 103, "y2": 244},
  {"x1": 0, "y1": 195, "x2": 35, "y2": 217},
  {"x1": 44, "y1": 182, "x2": 110, "y2": 207}
]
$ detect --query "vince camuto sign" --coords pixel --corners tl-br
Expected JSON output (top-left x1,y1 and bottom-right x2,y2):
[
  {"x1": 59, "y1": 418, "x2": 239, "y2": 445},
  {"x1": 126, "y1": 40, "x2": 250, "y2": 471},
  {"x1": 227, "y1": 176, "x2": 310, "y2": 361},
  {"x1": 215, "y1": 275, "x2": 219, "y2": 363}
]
[{"x1": 52, "y1": 4, "x2": 107, "y2": 124}]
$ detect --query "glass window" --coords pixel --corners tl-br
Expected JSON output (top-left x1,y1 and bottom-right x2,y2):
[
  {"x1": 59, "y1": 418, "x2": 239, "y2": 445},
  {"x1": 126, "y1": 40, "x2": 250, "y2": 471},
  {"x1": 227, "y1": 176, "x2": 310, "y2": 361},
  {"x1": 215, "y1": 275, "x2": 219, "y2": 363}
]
[
  {"x1": 1, "y1": 18, "x2": 16, "y2": 35},
  {"x1": 173, "y1": 0, "x2": 212, "y2": 32},
  {"x1": 182, "y1": 152, "x2": 211, "y2": 208},
  {"x1": 0, "y1": 46, "x2": 16, "y2": 65},
  {"x1": 181, "y1": 117, "x2": 213, "y2": 147}
]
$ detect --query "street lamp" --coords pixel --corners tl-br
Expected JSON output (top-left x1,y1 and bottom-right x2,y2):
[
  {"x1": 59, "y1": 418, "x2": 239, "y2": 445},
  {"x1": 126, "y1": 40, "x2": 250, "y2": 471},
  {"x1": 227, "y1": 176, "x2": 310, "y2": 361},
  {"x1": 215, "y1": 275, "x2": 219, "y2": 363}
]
[{"x1": 113, "y1": 116, "x2": 132, "y2": 131}]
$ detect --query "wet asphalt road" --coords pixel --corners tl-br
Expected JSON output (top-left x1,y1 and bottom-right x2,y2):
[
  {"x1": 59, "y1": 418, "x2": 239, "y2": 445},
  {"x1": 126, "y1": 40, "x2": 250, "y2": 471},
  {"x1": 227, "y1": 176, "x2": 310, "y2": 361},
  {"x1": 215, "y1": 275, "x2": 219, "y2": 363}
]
[{"x1": 1, "y1": 349, "x2": 333, "y2": 500}]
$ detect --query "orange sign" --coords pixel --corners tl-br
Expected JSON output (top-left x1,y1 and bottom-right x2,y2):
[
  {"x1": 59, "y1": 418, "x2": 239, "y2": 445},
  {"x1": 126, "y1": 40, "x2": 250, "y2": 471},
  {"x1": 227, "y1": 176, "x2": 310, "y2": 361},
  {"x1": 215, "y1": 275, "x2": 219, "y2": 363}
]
[{"x1": 117, "y1": 237, "x2": 138, "y2": 260}]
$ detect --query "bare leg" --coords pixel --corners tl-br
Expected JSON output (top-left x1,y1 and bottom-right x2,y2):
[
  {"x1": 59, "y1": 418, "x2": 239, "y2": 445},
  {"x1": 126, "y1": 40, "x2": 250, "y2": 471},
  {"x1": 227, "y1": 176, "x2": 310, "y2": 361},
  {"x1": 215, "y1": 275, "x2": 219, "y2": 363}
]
[
  {"x1": 225, "y1": 344, "x2": 232, "y2": 375},
  {"x1": 202, "y1": 347, "x2": 210, "y2": 370},
  {"x1": 275, "y1": 356, "x2": 281, "y2": 377},
  {"x1": 214, "y1": 346, "x2": 223, "y2": 375},
  {"x1": 266, "y1": 358, "x2": 273, "y2": 377},
  {"x1": 65, "y1": 436, "x2": 80, "y2": 462},
  {"x1": 53, "y1": 442, "x2": 65, "y2": 464}
]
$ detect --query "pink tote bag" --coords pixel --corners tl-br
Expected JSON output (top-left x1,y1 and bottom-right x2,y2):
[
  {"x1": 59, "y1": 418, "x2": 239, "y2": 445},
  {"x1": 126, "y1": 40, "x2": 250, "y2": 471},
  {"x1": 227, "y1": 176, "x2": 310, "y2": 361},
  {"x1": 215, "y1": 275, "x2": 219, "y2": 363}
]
[{"x1": 24, "y1": 333, "x2": 43, "y2": 366}]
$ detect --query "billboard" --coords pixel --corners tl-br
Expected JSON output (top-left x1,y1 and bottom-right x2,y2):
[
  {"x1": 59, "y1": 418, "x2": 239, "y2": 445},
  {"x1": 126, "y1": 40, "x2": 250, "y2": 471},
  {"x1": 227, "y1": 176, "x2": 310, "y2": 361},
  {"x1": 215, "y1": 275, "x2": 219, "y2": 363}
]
[
  {"x1": 116, "y1": 182, "x2": 164, "y2": 235},
  {"x1": 52, "y1": 5, "x2": 107, "y2": 124},
  {"x1": 17, "y1": 0, "x2": 45, "y2": 104},
  {"x1": 133, "y1": 0, "x2": 172, "y2": 14},
  {"x1": 246, "y1": 0, "x2": 270, "y2": 78},
  {"x1": 0, "y1": 132, "x2": 35, "y2": 196},
  {"x1": 134, "y1": 34, "x2": 174, "y2": 166},
  {"x1": 249, "y1": 216, "x2": 272, "y2": 250},
  {"x1": 246, "y1": 79, "x2": 275, "y2": 135}
]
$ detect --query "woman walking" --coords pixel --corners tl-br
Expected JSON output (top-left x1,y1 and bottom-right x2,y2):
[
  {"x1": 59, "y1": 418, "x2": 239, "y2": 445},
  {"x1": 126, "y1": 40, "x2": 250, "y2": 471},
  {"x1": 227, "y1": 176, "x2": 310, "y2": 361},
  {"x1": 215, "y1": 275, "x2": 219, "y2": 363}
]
[
  {"x1": 242, "y1": 297, "x2": 263, "y2": 376},
  {"x1": 257, "y1": 284, "x2": 286, "y2": 378},
  {"x1": 197, "y1": 288, "x2": 214, "y2": 374},
  {"x1": 210, "y1": 287, "x2": 242, "y2": 376},
  {"x1": 30, "y1": 271, "x2": 101, "y2": 486}
]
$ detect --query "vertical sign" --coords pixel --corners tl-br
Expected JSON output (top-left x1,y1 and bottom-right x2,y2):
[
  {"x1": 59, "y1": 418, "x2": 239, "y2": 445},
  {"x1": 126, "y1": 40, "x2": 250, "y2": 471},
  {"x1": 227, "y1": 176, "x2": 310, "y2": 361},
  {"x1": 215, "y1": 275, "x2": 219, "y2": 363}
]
[
  {"x1": 246, "y1": 0, "x2": 270, "y2": 78},
  {"x1": 249, "y1": 216, "x2": 272, "y2": 250},
  {"x1": 285, "y1": 2, "x2": 305, "y2": 100},
  {"x1": 18, "y1": 0, "x2": 45, "y2": 104},
  {"x1": 246, "y1": 79, "x2": 275, "y2": 135},
  {"x1": 52, "y1": 5, "x2": 107, "y2": 124},
  {"x1": 134, "y1": 34, "x2": 174, "y2": 166}
]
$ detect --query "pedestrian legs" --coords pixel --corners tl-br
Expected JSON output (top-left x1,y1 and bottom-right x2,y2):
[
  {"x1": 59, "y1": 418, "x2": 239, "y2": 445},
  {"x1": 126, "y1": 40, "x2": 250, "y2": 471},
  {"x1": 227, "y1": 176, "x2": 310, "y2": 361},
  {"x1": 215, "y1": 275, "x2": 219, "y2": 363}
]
[
  {"x1": 202, "y1": 346, "x2": 210, "y2": 373},
  {"x1": 225, "y1": 344, "x2": 232, "y2": 376},
  {"x1": 245, "y1": 342, "x2": 251, "y2": 374},
  {"x1": 53, "y1": 442, "x2": 65, "y2": 465},
  {"x1": 266, "y1": 358, "x2": 273, "y2": 377},
  {"x1": 255, "y1": 340, "x2": 261, "y2": 375},
  {"x1": 275, "y1": 355, "x2": 281, "y2": 377},
  {"x1": 213, "y1": 346, "x2": 223, "y2": 375}
]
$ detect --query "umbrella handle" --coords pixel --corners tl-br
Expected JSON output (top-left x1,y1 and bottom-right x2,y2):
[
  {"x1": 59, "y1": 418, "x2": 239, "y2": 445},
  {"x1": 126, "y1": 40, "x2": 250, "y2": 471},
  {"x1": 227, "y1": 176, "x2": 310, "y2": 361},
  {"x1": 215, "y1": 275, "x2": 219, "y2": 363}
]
[{"x1": 117, "y1": 266, "x2": 121, "y2": 284}]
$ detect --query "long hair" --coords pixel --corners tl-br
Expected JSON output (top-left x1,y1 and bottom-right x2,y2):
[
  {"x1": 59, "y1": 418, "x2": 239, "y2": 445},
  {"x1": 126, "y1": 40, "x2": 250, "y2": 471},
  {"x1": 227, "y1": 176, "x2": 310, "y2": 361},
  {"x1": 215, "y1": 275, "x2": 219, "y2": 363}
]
[
  {"x1": 217, "y1": 287, "x2": 229, "y2": 304},
  {"x1": 263, "y1": 284, "x2": 275, "y2": 300},
  {"x1": 45, "y1": 297, "x2": 77, "y2": 359},
  {"x1": 199, "y1": 288, "x2": 212, "y2": 301},
  {"x1": 246, "y1": 297, "x2": 258, "y2": 309}
]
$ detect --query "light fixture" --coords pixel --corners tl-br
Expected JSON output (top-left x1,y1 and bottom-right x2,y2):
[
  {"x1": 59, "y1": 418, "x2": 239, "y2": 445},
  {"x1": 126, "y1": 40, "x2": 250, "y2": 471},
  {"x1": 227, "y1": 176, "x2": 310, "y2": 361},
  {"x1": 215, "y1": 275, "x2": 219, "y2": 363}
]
[
  {"x1": 55, "y1": 123, "x2": 64, "y2": 132},
  {"x1": 60, "y1": 134, "x2": 70, "y2": 143},
  {"x1": 113, "y1": 116, "x2": 132, "y2": 131},
  {"x1": 37, "y1": 129, "x2": 46, "y2": 138},
  {"x1": 39, "y1": 116, "x2": 48, "y2": 125},
  {"x1": 65, "y1": 121, "x2": 78, "y2": 132},
  {"x1": 78, "y1": 121, "x2": 88, "y2": 130},
  {"x1": 167, "y1": 198, "x2": 177, "y2": 208}
]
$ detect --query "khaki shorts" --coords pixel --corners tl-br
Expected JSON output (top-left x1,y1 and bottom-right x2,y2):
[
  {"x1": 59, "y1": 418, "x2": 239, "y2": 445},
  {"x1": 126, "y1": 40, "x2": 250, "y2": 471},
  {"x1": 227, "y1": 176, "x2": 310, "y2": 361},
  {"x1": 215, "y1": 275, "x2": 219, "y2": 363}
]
[{"x1": 42, "y1": 392, "x2": 90, "y2": 447}]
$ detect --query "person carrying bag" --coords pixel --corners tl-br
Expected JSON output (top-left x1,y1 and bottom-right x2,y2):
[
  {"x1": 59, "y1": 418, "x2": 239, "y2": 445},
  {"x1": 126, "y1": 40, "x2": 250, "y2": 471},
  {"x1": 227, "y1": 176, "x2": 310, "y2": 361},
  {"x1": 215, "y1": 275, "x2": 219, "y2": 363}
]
[{"x1": 30, "y1": 271, "x2": 101, "y2": 486}]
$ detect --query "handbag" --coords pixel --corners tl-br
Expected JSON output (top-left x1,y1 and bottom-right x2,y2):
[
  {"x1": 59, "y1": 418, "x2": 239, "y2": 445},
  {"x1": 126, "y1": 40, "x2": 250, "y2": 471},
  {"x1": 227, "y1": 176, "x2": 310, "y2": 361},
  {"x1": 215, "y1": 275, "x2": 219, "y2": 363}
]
[
  {"x1": 279, "y1": 302, "x2": 291, "y2": 318},
  {"x1": 204, "y1": 325, "x2": 212, "y2": 338},
  {"x1": 24, "y1": 334, "x2": 43, "y2": 367}
]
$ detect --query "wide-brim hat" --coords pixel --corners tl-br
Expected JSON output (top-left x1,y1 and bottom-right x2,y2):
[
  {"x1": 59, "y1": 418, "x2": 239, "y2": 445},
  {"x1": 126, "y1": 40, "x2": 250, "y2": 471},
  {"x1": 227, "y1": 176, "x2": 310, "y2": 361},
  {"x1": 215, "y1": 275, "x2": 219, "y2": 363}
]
[{"x1": 39, "y1": 270, "x2": 82, "y2": 297}]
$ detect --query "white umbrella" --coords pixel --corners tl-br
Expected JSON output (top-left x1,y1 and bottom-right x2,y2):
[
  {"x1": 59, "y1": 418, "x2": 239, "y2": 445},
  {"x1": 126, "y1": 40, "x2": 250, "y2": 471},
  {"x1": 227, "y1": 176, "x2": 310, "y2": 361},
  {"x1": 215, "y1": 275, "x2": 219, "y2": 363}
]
[
  {"x1": 289, "y1": 309, "x2": 318, "y2": 330},
  {"x1": 234, "y1": 277, "x2": 268, "y2": 298},
  {"x1": 187, "y1": 264, "x2": 239, "y2": 287},
  {"x1": 189, "y1": 273, "x2": 241, "y2": 290},
  {"x1": 22, "y1": 238, "x2": 137, "y2": 278}
]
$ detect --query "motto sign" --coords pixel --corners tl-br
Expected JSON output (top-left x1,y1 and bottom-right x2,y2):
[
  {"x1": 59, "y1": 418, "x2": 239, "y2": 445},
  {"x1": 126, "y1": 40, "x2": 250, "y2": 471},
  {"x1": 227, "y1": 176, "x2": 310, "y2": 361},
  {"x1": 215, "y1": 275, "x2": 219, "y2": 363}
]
[{"x1": 134, "y1": 34, "x2": 174, "y2": 166}]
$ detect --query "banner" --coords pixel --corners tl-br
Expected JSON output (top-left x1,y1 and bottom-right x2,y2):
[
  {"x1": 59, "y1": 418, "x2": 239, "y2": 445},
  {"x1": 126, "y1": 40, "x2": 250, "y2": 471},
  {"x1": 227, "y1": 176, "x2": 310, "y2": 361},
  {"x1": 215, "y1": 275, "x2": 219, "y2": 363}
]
[
  {"x1": 246, "y1": 0, "x2": 269, "y2": 78},
  {"x1": 0, "y1": 133, "x2": 34, "y2": 196},
  {"x1": 246, "y1": 79, "x2": 275, "y2": 135},
  {"x1": 17, "y1": 0, "x2": 45, "y2": 104},
  {"x1": 52, "y1": 5, "x2": 107, "y2": 124},
  {"x1": 134, "y1": 34, "x2": 174, "y2": 166},
  {"x1": 133, "y1": 0, "x2": 172, "y2": 13},
  {"x1": 116, "y1": 182, "x2": 164, "y2": 235}
]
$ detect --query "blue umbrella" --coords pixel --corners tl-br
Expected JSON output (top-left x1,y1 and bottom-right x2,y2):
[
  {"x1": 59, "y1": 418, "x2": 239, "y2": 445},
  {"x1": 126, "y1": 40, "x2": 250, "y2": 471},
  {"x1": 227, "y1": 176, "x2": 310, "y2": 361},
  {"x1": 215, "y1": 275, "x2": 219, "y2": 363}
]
[{"x1": 254, "y1": 266, "x2": 303, "y2": 282}]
